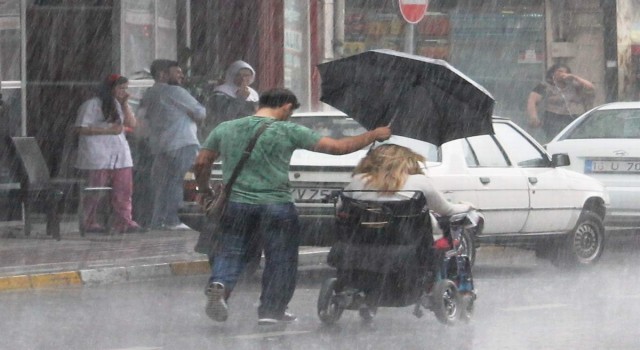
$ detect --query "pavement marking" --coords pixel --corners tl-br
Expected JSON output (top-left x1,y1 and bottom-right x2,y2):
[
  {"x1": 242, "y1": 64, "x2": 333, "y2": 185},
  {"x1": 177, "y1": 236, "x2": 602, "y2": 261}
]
[
  {"x1": 80, "y1": 267, "x2": 128, "y2": 286},
  {"x1": 0, "y1": 275, "x2": 31, "y2": 291},
  {"x1": 501, "y1": 303, "x2": 568, "y2": 312},
  {"x1": 106, "y1": 347, "x2": 162, "y2": 350},
  {"x1": 170, "y1": 260, "x2": 210, "y2": 275},
  {"x1": 30, "y1": 271, "x2": 82, "y2": 288},
  {"x1": 300, "y1": 248, "x2": 330, "y2": 255},
  {"x1": 231, "y1": 330, "x2": 312, "y2": 340}
]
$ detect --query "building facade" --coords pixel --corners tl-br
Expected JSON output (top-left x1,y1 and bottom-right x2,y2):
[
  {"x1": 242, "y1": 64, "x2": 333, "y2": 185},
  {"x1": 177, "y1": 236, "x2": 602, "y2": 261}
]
[{"x1": 0, "y1": 0, "x2": 637, "y2": 218}]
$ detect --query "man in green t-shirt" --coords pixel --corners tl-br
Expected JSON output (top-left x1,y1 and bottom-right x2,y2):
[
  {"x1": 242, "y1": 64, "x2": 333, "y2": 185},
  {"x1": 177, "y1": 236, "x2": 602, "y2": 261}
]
[{"x1": 194, "y1": 88, "x2": 391, "y2": 325}]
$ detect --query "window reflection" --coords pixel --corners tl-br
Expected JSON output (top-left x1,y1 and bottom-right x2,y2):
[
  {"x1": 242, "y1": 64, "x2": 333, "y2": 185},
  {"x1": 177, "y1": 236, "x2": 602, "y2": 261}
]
[
  {"x1": 122, "y1": 0, "x2": 177, "y2": 77},
  {"x1": 0, "y1": 0, "x2": 20, "y2": 81}
]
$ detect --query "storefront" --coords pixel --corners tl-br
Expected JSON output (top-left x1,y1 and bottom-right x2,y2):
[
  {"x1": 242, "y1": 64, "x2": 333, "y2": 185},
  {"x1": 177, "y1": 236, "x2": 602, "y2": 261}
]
[
  {"x1": 341, "y1": 0, "x2": 546, "y2": 127},
  {"x1": 0, "y1": 0, "x2": 318, "y2": 220}
]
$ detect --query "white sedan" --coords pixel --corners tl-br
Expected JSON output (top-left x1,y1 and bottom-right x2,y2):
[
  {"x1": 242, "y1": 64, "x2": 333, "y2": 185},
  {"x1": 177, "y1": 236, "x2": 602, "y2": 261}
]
[
  {"x1": 546, "y1": 102, "x2": 640, "y2": 232},
  {"x1": 288, "y1": 112, "x2": 608, "y2": 267}
]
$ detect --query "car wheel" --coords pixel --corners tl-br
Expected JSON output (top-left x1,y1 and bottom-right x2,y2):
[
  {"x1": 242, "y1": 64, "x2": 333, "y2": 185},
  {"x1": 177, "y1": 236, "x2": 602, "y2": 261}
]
[
  {"x1": 553, "y1": 211, "x2": 605, "y2": 268},
  {"x1": 318, "y1": 278, "x2": 343, "y2": 325},
  {"x1": 431, "y1": 279, "x2": 460, "y2": 325},
  {"x1": 459, "y1": 230, "x2": 476, "y2": 268}
]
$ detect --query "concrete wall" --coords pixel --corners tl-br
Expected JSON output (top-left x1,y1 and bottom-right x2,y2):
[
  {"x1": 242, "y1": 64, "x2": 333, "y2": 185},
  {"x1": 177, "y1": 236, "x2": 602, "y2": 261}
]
[
  {"x1": 616, "y1": 0, "x2": 640, "y2": 101},
  {"x1": 547, "y1": 0, "x2": 606, "y2": 106}
]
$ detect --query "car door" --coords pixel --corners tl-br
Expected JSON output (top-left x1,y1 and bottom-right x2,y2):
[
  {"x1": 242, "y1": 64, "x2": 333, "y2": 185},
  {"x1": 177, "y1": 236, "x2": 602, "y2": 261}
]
[
  {"x1": 492, "y1": 122, "x2": 575, "y2": 233},
  {"x1": 462, "y1": 133, "x2": 530, "y2": 235}
]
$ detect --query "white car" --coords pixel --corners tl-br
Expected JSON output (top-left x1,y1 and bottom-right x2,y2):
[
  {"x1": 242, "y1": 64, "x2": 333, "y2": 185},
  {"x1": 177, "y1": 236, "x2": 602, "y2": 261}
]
[
  {"x1": 182, "y1": 112, "x2": 609, "y2": 267},
  {"x1": 546, "y1": 102, "x2": 640, "y2": 232}
]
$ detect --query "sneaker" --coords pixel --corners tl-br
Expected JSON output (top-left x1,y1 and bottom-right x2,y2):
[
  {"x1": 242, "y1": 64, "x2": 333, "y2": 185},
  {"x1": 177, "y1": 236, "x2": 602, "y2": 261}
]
[
  {"x1": 258, "y1": 311, "x2": 297, "y2": 325},
  {"x1": 166, "y1": 223, "x2": 192, "y2": 231},
  {"x1": 205, "y1": 282, "x2": 228, "y2": 322}
]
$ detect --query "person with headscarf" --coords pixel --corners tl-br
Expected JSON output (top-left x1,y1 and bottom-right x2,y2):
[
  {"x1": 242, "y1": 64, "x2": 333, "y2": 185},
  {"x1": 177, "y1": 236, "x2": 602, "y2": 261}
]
[
  {"x1": 200, "y1": 60, "x2": 259, "y2": 140},
  {"x1": 75, "y1": 74, "x2": 143, "y2": 234}
]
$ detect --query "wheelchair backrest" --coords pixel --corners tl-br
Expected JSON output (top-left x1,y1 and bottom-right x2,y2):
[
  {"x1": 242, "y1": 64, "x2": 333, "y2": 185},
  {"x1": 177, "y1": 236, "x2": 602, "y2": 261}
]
[{"x1": 336, "y1": 190, "x2": 430, "y2": 245}]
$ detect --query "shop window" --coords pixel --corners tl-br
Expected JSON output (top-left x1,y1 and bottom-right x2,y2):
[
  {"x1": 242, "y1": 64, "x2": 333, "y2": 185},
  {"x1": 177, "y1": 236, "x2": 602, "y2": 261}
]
[
  {"x1": 121, "y1": 0, "x2": 178, "y2": 78},
  {"x1": 344, "y1": 1, "x2": 451, "y2": 60},
  {"x1": 284, "y1": 0, "x2": 310, "y2": 110},
  {"x1": 0, "y1": 0, "x2": 20, "y2": 82}
]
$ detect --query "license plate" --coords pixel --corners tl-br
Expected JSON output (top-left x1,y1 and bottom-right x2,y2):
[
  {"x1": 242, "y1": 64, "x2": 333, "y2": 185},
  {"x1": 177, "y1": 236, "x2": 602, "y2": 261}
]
[
  {"x1": 291, "y1": 188, "x2": 337, "y2": 202},
  {"x1": 585, "y1": 159, "x2": 640, "y2": 173}
]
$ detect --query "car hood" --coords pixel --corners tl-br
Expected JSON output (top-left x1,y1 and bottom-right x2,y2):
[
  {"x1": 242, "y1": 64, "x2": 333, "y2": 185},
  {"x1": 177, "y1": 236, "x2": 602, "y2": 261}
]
[{"x1": 547, "y1": 139, "x2": 640, "y2": 158}]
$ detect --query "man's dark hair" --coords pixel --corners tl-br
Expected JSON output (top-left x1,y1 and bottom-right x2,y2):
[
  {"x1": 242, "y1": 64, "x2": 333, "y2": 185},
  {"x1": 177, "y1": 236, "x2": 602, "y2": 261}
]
[
  {"x1": 150, "y1": 59, "x2": 179, "y2": 80},
  {"x1": 259, "y1": 88, "x2": 300, "y2": 109}
]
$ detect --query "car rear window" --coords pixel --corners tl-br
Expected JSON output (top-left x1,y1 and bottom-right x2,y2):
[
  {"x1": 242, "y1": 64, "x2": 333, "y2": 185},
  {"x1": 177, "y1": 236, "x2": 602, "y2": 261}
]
[{"x1": 565, "y1": 109, "x2": 640, "y2": 139}]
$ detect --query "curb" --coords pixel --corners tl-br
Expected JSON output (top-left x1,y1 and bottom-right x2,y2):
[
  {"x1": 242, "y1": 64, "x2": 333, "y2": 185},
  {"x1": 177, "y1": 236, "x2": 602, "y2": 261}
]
[{"x1": 0, "y1": 249, "x2": 331, "y2": 292}]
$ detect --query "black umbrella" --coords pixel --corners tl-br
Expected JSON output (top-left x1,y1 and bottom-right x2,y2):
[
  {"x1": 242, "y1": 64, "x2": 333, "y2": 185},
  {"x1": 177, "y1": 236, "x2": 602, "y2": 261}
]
[{"x1": 318, "y1": 49, "x2": 495, "y2": 146}]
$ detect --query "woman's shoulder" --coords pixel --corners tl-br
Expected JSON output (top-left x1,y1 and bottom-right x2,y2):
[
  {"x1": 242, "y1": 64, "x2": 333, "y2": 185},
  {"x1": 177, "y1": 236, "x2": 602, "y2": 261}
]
[
  {"x1": 77, "y1": 97, "x2": 101, "y2": 114},
  {"x1": 404, "y1": 174, "x2": 435, "y2": 189}
]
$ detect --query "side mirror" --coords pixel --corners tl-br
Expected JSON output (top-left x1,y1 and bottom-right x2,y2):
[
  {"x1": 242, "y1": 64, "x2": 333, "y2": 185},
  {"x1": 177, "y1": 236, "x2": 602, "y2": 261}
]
[{"x1": 551, "y1": 153, "x2": 570, "y2": 167}]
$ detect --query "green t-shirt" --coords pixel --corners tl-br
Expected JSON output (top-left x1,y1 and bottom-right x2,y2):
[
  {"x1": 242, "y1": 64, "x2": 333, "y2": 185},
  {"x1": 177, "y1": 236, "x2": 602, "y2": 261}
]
[{"x1": 202, "y1": 116, "x2": 323, "y2": 204}]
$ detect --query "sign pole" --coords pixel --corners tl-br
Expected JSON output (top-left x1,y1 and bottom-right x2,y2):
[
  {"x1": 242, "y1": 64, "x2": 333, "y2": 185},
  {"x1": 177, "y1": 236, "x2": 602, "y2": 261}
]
[
  {"x1": 398, "y1": 0, "x2": 428, "y2": 55},
  {"x1": 404, "y1": 24, "x2": 415, "y2": 54}
]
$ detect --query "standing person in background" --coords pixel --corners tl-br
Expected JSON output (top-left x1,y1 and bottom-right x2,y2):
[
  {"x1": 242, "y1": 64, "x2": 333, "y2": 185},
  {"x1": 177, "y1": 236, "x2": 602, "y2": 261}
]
[
  {"x1": 527, "y1": 63, "x2": 595, "y2": 142},
  {"x1": 199, "y1": 60, "x2": 259, "y2": 140},
  {"x1": 194, "y1": 88, "x2": 391, "y2": 325},
  {"x1": 141, "y1": 59, "x2": 206, "y2": 230},
  {"x1": 75, "y1": 74, "x2": 143, "y2": 234}
]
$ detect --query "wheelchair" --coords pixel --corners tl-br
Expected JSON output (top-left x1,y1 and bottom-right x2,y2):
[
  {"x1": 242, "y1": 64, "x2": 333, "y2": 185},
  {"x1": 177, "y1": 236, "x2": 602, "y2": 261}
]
[{"x1": 317, "y1": 190, "x2": 477, "y2": 325}]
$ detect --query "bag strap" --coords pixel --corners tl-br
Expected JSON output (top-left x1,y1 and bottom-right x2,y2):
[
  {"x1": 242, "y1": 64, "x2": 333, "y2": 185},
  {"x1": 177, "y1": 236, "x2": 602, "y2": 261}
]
[{"x1": 224, "y1": 121, "x2": 271, "y2": 191}]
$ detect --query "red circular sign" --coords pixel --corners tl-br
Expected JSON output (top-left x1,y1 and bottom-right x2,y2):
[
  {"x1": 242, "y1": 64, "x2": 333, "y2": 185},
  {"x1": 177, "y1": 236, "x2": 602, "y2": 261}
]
[{"x1": 398, "y1": 0, "x2": 429, "y2": 24}]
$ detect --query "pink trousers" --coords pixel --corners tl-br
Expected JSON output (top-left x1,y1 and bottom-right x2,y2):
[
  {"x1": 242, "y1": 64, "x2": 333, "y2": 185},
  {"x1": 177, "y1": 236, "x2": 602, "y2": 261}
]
[{"x1": 83, "y1": 168, "x2": 138, "y2": 231}]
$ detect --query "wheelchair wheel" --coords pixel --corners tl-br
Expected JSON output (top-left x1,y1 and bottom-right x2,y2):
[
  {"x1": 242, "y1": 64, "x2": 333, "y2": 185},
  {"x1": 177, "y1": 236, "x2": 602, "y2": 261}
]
[
  {"x1": 431, "y1": 279, "x2": 460, "y2": 325},
  {"x1": 459, "y1": 230, "x2": 476, "y2": 268},
  {"x1": 318, "y1": 278, "x2": 343, "y2": 325},
  {"x1": 358, "y1": 305, "x2": 377, "y2": 322},
  {"x1": 459, "y1": 293, "x2": 475, "y2": 323}
]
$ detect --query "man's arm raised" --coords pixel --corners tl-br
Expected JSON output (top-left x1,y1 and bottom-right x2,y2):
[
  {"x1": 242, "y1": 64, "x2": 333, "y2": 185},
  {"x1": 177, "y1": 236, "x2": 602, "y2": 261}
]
[{"x1": 312, "y1": 126, "x2": 391, "y2": 155}]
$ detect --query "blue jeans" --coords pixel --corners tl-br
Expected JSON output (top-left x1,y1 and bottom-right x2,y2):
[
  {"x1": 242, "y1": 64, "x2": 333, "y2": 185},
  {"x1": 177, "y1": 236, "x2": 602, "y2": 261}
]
[
  {"x1": 150, "y1": 145, "x2": 198, "y2": 227},
  {"x1": 211, "y1": 201, "x2": 300, "y2": 319}
]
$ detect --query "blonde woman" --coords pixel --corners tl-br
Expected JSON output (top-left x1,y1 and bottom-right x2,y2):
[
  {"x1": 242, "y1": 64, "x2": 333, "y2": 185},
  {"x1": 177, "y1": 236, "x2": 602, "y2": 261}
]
[{"x1": 344, "y1": 144, "x2": 473, "y2": 218}]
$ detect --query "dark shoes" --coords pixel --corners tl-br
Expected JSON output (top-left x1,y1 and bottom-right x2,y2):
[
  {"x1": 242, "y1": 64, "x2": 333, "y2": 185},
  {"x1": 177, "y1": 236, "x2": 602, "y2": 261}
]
[
  {"x1": 205, "y1": 282, "x2": 229, "y2": 322},
  {"x1": 258, "y1": 311, "x2": 297, "y2": 325}
]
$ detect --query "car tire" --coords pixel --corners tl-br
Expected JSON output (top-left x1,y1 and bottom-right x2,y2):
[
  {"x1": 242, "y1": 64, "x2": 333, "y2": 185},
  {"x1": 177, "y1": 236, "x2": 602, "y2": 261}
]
[{"x1": 552, "y1": 211, "x2": 605, "y2": 268}]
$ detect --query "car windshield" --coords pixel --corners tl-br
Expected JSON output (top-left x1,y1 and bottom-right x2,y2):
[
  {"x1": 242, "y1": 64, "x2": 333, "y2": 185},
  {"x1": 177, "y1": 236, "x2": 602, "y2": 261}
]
[
  {"x1": 291, "y1": 115, "x2": 368, "y2": 138},
  {"x1": 565, "y1": 109, "x2": 640, "y2": 139}
]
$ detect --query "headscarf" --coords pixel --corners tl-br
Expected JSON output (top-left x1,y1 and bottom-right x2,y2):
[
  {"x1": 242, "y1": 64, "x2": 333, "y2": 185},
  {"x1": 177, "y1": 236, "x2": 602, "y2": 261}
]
[{"x1": 213, "y1": 60, "x2": 259, "y2": 102}]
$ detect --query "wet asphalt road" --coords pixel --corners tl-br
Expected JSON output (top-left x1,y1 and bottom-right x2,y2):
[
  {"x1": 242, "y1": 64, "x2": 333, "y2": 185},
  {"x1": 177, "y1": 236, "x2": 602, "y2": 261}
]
[{"x1": 1, "y1": 235, "x2": 640, "y2": 350}]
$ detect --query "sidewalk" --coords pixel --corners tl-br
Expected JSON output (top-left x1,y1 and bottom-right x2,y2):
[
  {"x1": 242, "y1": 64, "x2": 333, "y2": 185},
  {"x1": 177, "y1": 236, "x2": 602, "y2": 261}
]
[{"x1": 0, "y1": 219, "x2": 330, "y2": 292}]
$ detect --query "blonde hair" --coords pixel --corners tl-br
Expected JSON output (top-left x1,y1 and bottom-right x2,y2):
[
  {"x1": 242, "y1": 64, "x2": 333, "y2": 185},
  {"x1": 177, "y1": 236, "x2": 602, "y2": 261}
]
[{"x1": 353, "y1": 144, "x2": 425, "y2": 194}]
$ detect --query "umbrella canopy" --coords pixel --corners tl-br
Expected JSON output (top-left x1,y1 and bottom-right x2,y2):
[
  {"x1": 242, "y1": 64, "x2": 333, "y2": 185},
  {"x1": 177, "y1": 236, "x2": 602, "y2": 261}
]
[{"x1": 318, "y1": 49, "x2": 495, "y2": 146}]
